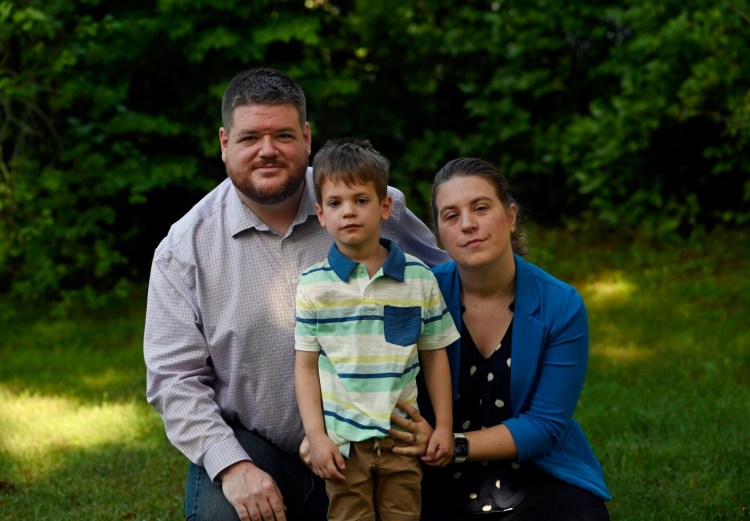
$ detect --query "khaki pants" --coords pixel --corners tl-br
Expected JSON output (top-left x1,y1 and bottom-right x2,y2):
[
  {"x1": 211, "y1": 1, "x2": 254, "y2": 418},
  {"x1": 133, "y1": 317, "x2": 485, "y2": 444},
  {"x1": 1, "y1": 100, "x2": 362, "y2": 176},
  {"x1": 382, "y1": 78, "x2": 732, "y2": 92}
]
[{"x1": 326, "y1": 437, "x2": 422, "y2": 521}]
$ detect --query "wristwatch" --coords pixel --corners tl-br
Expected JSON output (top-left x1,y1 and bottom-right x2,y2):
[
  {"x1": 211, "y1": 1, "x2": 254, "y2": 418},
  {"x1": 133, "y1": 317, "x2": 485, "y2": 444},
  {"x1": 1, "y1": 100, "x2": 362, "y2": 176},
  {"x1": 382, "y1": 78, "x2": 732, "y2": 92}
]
[{"x1": 452, "y1": 433, "x2": 469, "y2": 463}]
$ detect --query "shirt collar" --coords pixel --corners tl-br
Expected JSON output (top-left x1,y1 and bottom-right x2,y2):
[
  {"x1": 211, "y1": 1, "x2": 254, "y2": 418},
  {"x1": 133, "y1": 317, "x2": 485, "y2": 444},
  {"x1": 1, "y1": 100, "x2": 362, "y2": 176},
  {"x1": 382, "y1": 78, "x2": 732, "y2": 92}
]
[{"x1": 327, "y1": 238, "x2": 406, "y2": 282}]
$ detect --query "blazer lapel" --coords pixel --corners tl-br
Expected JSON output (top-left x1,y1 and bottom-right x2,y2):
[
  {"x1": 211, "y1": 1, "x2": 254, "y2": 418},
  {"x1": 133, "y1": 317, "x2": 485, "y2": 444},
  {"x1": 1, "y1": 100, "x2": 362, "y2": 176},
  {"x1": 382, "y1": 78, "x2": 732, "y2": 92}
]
[{"x1": 510, "y1": 255, "x2": 545, "y2": 416}]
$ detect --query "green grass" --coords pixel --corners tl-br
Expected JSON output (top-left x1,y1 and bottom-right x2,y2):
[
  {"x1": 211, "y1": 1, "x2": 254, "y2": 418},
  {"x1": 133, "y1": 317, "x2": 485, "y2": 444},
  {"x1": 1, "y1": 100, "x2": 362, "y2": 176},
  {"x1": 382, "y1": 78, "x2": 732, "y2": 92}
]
[
  {"x1": 1, "y1": 229, "x2": 749, "y2": 520},
  {"x1": 528, "y1": 227, "x2": 750, "y2": 520},
  {"x1": 0, "y1": 291, "x2": 185, "y2": 521}
]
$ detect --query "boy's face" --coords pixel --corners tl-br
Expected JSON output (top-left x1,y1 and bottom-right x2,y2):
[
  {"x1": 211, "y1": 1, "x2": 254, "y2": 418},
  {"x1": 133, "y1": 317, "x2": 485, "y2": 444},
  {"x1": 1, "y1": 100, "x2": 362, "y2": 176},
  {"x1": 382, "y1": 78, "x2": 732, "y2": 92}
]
[{"x1": 316, "y1": 179, "x2": 392, "y2": 255}]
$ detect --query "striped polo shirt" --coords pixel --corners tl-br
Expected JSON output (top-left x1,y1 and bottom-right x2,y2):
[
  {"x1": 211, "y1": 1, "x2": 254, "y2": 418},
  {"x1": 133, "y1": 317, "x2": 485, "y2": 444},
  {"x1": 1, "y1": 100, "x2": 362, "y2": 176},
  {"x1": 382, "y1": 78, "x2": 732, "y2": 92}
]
[{"x1": 295, "y1": 239, "x2": 460, "y2": 456}]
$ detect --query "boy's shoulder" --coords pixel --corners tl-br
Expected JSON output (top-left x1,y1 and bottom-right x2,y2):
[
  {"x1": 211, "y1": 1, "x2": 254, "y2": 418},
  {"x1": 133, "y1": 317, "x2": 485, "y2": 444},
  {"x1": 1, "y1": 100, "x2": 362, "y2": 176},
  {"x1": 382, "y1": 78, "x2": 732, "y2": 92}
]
[
  {"x1": 299, "y1": 258, "x2": 332, "y2": 280},
  {"x1": 402, "y1": 251, "x2": 430, "y2": 269}
]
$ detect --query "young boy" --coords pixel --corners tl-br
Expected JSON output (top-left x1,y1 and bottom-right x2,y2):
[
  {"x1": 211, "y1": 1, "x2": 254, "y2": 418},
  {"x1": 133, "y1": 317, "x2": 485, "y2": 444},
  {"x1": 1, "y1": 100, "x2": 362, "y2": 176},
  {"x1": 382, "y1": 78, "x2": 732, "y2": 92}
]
[{"x1": 294, "y1": 138, "x2": 460, "y2": 521}]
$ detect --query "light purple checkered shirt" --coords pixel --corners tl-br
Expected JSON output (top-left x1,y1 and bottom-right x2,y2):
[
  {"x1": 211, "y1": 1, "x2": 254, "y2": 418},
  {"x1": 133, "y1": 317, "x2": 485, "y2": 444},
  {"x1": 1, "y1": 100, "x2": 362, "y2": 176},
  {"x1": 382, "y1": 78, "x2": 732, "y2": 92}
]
[{"x1": 144, "y1": 168, "x2": 448, "y2": 481}]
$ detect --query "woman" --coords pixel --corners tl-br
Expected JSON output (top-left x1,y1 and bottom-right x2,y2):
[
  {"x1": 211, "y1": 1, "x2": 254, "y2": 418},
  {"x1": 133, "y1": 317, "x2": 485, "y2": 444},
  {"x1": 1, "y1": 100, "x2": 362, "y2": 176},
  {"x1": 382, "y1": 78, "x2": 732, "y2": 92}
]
[{"x1": 390, "y1": 158, "x2": 611, "y2": 520}]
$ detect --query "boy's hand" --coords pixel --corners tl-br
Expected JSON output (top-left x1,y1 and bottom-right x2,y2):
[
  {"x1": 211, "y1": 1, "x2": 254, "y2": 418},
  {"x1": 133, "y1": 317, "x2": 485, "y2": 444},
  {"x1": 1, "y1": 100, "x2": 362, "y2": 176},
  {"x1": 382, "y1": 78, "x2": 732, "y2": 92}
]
[
  {"x1": 307, "y1": 432, "x2": 346, "y2": 481},
  {"x1": 423, "y1": 426, "x2": 453, "y2": 467}
]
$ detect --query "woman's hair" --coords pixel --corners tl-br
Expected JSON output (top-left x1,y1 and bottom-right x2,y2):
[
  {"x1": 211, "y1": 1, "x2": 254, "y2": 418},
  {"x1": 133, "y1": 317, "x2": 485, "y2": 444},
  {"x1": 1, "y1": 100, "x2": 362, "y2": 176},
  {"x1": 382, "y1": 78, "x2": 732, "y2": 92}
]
[{"x1": 431, "y1": 157, "x2": 527, "y2": 256}]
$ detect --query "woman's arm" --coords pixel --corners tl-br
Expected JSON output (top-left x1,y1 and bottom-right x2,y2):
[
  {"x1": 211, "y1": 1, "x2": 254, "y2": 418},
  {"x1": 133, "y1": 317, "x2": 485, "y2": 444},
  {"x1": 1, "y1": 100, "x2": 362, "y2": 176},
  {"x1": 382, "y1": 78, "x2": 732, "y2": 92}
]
[
  {"x1": 504, "y1": 286, "x2": 590, "y2": 461},
  {"x1": 419, "y1": 348, "x2": 454, "y2": 466},
  {"x1": 390, "y1": 401, "x2": 518, "y2": 464}
]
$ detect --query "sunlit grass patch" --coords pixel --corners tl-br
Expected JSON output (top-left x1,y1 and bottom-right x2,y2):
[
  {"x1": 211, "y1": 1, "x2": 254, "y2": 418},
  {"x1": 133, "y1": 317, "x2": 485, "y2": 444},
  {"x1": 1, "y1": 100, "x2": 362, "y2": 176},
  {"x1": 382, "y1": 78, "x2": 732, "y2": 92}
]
[
  {"x1": 580, "y1": 271, "x2": 637, "y2": 305},
  {"x1": 0, "y1": 388, "x2": 149, "y2": 473},
  {"x1": 593, "y1": 341, "x2": 652, "y2": 364}
]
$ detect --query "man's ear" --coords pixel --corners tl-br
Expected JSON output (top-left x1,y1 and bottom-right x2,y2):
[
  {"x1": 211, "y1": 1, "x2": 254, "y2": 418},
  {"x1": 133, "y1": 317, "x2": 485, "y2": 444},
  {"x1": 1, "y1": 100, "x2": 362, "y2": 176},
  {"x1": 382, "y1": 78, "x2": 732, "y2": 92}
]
[
  {"x1": 381, "y1": 195, "x2": 393, "y2": 221},
  {"x1": 315, "y1": 203, "x2": 326, "y2": 227},
  {"x1": 219, "y1": 127, "x2": 229, "y2": 163}
]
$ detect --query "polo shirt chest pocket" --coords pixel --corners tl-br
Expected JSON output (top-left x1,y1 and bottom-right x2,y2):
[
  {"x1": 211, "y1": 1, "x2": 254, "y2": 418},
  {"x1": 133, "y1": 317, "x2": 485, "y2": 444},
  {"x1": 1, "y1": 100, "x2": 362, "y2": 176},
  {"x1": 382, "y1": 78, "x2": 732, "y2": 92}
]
[{"x1": 383, "y1": 305, "x2": 422, "y2": 347}]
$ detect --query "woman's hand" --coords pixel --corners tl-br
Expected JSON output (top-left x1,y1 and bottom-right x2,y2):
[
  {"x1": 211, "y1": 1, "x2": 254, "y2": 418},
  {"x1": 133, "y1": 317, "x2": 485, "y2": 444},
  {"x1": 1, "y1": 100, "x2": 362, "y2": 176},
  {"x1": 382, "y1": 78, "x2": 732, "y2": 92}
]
[{"x1": 389, "y1": 400, "x2": 435, "y2": 459}]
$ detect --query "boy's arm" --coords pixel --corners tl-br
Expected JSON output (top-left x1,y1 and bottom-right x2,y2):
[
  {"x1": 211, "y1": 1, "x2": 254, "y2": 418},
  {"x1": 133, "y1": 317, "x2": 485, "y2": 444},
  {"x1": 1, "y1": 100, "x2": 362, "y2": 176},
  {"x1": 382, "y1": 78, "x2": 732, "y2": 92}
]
[
  {"x1": 294, "y1": 350, "x2": 346, "y2": 480},
  {"x1": 419, "y1": 347, "x2": 454, "y2": 467}
]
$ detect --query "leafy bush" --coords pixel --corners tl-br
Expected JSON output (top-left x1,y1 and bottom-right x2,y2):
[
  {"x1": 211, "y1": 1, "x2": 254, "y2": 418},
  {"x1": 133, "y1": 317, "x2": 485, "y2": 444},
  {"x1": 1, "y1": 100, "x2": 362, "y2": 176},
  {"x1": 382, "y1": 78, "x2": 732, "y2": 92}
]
[{"x1": 1, "y1": 0, "x2": 748, "y2": 306}]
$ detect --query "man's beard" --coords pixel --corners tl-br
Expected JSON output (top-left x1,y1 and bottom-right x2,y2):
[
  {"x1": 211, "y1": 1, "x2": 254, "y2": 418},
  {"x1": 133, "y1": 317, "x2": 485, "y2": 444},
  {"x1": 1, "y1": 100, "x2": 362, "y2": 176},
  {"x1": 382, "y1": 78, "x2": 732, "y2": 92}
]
[{"x1": 228, "y1": 165, "x2": 307, "y2": 205}]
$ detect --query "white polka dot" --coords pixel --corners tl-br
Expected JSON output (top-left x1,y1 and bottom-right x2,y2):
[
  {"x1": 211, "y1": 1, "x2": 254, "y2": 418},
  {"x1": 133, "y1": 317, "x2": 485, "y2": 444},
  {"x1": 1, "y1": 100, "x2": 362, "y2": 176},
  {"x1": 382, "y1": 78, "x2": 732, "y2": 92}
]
[
  {"x1": 470, "y1": 365, "x2": 477, "y2": 376},
  {"x1": 482, "y1": 504, "x2": 492, "y2": 512},
  {"x1": 495, "y1": 399, "x2": 505, "y2": 408},
  {"x1": 506, "y1": 358, "x2": 511, "y2": 367},
  {"x1": 511, "y1": 462, "x2": 520, "y2": 470},
  {"x1": 462, "y1": 420, "x2": 471, "y2": 430},
  {"x1": 495, "y1": 342, "x2": 502, "y2": 351},
  {"x1": 487, "y1": 372, "x2": 494, "y2": 382},
  {"x1": 469, "y1": 492, "x2": 478, "y2": 499},
  {"x1": 453, "y1": 472, "x2": 463, "y2": 479},
  {"x1": 481, "y1": 425, "x2": 487, "y2": 430},
  {"x1": 456, "y1": 392, "x2": 461, "y2": 399},
  {"x1": 495, "y1": 480, "x2": 501, "y2": 489},
  {"x1": 479, "y1": 398, "x2": 483, "y2": 406}
]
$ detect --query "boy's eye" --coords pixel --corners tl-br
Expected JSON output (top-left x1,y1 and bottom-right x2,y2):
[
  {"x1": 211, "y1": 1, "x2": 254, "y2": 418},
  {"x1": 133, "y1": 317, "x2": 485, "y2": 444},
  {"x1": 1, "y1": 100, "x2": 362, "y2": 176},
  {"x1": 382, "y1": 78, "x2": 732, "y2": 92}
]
[
  {"x1": 443, "y1": 212, "x2": 457, "y2": 221},
  {"x1": 327, "y1": 200, "x2": 340, "y2": 207},
  {"x1": 357, "y1": 198, "x2": 369, "y2": 204}
]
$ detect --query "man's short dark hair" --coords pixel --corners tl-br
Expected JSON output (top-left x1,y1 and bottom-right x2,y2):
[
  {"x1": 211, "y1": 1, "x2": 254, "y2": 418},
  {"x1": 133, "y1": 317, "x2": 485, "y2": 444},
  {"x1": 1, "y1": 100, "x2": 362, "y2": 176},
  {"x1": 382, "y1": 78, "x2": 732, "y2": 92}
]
[{"x1": 221, "y1": 68, "x2": 306, "y2": 133}]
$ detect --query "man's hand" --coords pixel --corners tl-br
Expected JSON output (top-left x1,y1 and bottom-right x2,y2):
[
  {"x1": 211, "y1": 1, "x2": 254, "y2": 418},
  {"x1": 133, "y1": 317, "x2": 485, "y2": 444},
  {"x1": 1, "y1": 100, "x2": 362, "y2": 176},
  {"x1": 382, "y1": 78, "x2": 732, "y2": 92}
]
[{"x1": 219, "y1": 461, "x2": 287, "y2": 521}]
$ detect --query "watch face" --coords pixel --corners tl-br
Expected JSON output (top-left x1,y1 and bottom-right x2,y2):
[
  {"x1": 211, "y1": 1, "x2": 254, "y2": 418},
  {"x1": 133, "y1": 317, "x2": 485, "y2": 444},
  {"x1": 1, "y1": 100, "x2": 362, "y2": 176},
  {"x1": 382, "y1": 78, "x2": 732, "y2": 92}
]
[{"x1": 454, "y1": 437, "x2": 469, "y2": 458}]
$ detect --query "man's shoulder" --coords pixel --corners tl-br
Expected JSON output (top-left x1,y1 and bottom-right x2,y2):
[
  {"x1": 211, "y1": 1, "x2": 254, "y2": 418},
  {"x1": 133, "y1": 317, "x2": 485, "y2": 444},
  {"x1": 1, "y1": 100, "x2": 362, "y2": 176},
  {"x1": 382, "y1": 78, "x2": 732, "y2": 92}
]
[{"x1": 154, "y1": 179, "x2": 232, "y2": 261}]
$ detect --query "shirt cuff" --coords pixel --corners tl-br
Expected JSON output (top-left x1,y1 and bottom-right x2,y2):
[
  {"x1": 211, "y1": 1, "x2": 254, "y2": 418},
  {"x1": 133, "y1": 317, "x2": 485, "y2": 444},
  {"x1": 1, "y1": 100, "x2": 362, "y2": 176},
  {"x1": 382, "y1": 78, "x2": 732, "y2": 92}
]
[{"x1": 203, "y1": 436, "x2": 253, "y2": 483}]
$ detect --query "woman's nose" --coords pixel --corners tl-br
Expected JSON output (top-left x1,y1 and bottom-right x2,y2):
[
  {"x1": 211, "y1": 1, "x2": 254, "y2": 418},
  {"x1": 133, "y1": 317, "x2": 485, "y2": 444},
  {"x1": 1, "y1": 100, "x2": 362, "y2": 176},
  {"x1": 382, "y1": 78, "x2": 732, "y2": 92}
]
[{"x1": 459, "y1": 213, "x2": 477, "y2": 231}]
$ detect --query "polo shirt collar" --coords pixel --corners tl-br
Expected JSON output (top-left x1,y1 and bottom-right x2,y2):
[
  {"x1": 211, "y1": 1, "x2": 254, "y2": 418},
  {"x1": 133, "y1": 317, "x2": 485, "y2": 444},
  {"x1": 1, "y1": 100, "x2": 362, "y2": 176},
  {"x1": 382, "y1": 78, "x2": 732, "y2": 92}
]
[{"x1": 327, "y1": 238, "x2": 406, "y2": 282}]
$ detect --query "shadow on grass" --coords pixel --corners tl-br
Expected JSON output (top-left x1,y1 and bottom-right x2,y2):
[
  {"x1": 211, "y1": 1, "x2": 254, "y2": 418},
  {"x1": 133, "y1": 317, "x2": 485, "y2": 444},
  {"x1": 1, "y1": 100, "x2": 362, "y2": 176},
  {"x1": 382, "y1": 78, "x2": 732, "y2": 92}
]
[
  {"x1": 0, "y1": 438, "x2": 185, "y2": 521},
  {"x1": 0, "y1": 293, "x2": 147, "y2": 404}
]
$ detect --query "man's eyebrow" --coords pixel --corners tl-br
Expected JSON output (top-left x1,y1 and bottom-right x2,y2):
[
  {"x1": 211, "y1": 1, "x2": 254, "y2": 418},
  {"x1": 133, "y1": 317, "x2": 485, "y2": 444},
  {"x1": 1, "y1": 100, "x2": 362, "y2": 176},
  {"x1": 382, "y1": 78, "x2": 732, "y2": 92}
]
[{"x1": 235, "y1": 127, "x2": 299, "y2": 135}]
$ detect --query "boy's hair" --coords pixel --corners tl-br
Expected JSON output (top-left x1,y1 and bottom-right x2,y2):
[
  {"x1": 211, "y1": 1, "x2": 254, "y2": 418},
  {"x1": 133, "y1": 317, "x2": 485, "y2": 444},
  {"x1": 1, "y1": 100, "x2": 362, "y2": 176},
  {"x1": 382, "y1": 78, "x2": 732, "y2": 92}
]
[
  {"x1": 312, "y1": 138, "x2": 390, "y2": 204},
  {"x1": 221, "y1": 68, "x2": 307, "y2": 133}
]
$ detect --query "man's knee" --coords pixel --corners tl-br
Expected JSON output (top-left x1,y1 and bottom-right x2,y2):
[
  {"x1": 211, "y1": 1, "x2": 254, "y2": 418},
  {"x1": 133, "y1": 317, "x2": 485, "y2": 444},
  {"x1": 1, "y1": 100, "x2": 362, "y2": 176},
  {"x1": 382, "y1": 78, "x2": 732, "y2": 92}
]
[{"x1": 184, "y1": 463, "x2": 238, "y2": 521}]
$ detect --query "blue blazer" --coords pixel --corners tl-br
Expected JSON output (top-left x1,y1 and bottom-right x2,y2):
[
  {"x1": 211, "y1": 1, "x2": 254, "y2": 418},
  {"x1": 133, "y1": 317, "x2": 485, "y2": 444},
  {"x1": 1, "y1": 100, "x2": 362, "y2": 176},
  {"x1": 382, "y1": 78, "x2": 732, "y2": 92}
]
[{"x1": 428, "y1": 254, "x2": 611, "y2": 501}]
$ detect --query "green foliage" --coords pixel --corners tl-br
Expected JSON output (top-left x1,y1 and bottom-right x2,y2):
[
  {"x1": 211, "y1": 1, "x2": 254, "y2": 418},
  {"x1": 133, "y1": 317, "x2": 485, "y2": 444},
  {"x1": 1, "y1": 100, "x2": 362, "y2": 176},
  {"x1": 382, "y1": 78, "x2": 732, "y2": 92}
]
[{"x1": 1, "y1": 0, "x2": 749, "y2": 305}]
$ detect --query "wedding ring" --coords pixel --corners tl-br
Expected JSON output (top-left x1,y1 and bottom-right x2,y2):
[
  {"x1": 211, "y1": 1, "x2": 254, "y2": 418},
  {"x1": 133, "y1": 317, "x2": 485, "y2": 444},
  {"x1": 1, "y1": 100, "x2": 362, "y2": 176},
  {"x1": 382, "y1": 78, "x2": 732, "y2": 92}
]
[{"x1": 410, "y1": 432, "x2": 417, "y2": 445}]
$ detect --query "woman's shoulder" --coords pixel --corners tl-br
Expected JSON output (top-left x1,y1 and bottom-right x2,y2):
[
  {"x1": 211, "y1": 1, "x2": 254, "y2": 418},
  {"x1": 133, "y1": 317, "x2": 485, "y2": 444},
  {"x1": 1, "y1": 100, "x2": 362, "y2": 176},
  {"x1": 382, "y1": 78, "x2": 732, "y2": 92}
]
[
  {"x1": 516, "y1": 255, "x2": 583, "y2": 304},
  {"x1": 430, "y1": 259, "x2": 457, "y2": 277}
]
